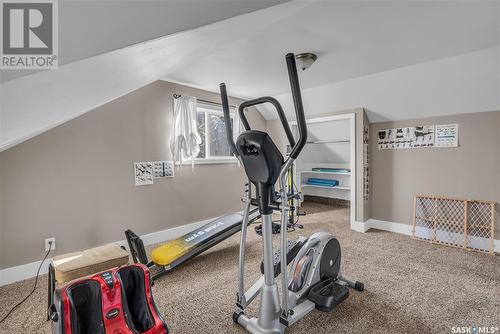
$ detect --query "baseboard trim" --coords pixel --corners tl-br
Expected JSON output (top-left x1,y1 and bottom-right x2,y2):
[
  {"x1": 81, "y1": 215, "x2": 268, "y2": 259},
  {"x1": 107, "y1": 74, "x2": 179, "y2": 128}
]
[
  {"x1": 351, "y1": 220, "x2": 369, "y2": 233},
  {"x1": 366, "y1": 219, "x2": 413, "y2": 236},
  {"x1": 0, "y1": 259, "x2": 54, "y2": 288},
  {"x1": 0, "y1": 216, "x2": 216, "y2": 287},
  {"x1": 354, "y1": 219, "x2": 499, "y2": 253}
]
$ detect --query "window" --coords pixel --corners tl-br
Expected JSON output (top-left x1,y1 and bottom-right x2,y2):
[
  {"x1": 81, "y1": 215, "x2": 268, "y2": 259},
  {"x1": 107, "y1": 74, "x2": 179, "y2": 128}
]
[{"x1": 194, "y1": 104, "x2": 237, "y2": 163}]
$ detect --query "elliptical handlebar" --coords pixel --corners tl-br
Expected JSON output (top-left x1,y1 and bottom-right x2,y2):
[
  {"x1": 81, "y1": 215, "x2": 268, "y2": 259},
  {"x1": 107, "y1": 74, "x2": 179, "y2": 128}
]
[
  {"x1": 238, "y1": 97, "x2": 295, "y2": 149},
  {"x1": 285, "y1": 53, "x2": 307, "y2": 160},
  {"x1": 219, "y1": 52, "x2": 308, "y2": 161},
  {"x1": 220, "y1": 83, "x2": 239, "y2": 157}
]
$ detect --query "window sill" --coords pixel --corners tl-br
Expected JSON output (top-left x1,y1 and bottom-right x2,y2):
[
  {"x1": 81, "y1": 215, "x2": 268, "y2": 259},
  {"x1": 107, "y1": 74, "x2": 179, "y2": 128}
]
[{"x1": 176, "y1": 158, "x2": 239, "y2": 165}]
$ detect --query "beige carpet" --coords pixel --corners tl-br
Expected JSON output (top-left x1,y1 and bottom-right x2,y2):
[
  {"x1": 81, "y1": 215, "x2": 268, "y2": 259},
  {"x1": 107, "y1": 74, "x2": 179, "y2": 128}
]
[{"x1": 1, "y1": 203, "x2": 499, "y2": 334}]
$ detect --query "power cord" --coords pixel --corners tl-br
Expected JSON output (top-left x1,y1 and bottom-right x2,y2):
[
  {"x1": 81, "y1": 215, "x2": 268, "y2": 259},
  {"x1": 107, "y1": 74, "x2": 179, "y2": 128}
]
[{"x1": 0, "y1": 241, "x2": 53, "y2": 323}]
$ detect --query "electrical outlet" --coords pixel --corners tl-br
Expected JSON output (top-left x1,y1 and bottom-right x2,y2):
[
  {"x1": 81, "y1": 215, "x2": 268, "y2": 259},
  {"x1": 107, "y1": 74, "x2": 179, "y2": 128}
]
[{"x1": 45, "y1": 237, "x2": 56, "y2": 251}]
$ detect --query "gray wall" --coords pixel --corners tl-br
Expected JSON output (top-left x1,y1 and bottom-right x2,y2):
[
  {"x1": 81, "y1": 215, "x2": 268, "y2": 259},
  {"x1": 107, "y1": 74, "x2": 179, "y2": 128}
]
[
  {"x1": 0, "y1": 80, "x2": 265, "y2": 269},
  {"x1": 266, "y1": 108, "x2": 369, "y2": 222},
  {"x1": 370, "y1": 111, "x2": 500, "y2": 236}
]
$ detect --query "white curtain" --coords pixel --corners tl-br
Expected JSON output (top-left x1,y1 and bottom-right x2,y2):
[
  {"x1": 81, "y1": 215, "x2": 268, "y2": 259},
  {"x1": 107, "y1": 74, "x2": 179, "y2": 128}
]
[
  {"x1": 232, "y1": 105, "x2": 243, "y2": 166},
  {"x1": 170, "y1": 95, "x2": 201, "y2": 166},
  {"x1": 232, "y1": 105, "x2": 242, "y2": 144}
]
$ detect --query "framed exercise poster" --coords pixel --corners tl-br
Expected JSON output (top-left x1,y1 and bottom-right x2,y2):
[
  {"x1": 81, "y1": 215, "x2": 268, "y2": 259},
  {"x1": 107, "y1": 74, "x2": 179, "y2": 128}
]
[
  {"x1": 435, "y1": 124, "x2": 459, "y2": 147},
  {"x1": 377, "y1": 123, "x2": 459, "y2": 150},
  {"x1": 134, "y1": 162, "x2": 154, "y2": 186},
  {"x1": 377, "y1": 125, "x2": 434, "y2": 149}
]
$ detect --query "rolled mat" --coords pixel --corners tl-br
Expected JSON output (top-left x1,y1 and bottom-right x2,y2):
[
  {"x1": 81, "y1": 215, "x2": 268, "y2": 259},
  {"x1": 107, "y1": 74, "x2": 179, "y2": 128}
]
[
  {"x1": 307, "y1": 178, "x2": 339, "y2": 186},
  {"x1": 312, "y1": 168, "x2": 350, "y2": 173},
  {"x1": 307, "y1": 181, "x2": 339, "y2": 187}
]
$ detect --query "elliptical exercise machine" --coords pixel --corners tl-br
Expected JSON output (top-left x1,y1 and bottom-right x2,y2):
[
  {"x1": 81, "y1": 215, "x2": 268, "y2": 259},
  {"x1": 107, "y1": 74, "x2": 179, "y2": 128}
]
[{"x1": 220, "y1": 53, "x2": 363, "y2": 334}]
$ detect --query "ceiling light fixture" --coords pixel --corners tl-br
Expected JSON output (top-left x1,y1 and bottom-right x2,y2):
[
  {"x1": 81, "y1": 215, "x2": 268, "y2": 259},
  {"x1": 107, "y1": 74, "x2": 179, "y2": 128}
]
[{"x1": 295, "y1": 52, "x2": 317, "y2": 71}]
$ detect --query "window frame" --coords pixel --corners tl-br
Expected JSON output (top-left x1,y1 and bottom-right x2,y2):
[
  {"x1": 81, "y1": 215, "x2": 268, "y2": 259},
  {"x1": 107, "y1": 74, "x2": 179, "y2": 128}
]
[{"x1": 178, "y1": 103, "x2": 238, "y2": 165}]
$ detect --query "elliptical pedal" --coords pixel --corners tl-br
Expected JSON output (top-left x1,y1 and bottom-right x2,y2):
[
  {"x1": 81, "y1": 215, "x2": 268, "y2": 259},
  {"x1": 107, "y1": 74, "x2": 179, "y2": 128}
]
[{"x1": 307, "y1": 277, "x2": 349, "y2": 312}]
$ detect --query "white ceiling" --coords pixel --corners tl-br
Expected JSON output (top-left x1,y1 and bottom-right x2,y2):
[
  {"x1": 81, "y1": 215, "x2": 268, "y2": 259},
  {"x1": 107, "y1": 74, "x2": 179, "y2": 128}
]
[
  {"x1": 0, "y1": 0, "x2": 287, "y2": 82},
  {"x1": 267, "y1": 47, "x2": 499, "y2": 122},
  {"x1": 164, "y1": 0, "x2": 499, "y2": 99}
]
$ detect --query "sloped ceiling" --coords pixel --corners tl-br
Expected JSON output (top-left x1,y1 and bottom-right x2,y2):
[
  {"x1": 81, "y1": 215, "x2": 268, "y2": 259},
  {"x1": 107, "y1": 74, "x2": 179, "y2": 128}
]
[{"x1": 1, "y1": 0, "x2": 499, "y2": 152}]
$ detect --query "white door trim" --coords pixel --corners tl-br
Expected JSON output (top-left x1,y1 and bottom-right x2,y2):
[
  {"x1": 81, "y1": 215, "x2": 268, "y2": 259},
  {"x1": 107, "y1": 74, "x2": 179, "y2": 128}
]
[{"x1": 290, "y1": 112, "x2": 357, "y2": 229}]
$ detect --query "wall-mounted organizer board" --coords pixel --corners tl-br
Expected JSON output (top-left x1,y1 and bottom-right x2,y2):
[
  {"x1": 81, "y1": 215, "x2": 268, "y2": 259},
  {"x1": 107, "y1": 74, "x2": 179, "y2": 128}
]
[
  {"x1": 413, "y1": 195, "x2": 496, "y2": 254},
  {"x1": 134, "y1": 162, "x2": 153, "y2": 186},
  {"x1": 291, "y1": 117, "x2": 353, "y2": 203},
  {"x1": 152, "y1": 161, "x2": 174, "y2": 178},
  {"x1": 134, "y1": 160, "x2": 174, "y2": 186},
  {"x1": 378, "y1": 124, "x2": 459, "y2": 150}
]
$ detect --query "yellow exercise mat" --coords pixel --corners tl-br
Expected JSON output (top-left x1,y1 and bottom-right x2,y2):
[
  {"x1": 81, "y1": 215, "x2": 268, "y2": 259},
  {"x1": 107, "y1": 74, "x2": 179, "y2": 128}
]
[
  {"x1": 52, "y1": 243, "x2": 129, "y2": 283},
  {"x1": 151, "y1": 238, "x2": 194, "y2": 266},
  {"x1": 149, "y1": 213, "x2": 246, "y2": 267}
]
